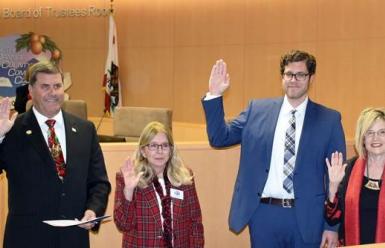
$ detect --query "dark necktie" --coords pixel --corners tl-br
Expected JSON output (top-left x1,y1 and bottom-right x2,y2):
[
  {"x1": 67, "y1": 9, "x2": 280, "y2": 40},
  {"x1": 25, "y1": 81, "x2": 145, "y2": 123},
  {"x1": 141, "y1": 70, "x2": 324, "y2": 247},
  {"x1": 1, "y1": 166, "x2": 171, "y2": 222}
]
[
  {"x1": 153, "y1": 172, "x2": 172, "y2": 248},
  {"x1": 283, "y1": 110, "x2": 296, "y2": 193},
  {"x1": 45, "y1": 119, "x2": 66, "y2": 180}
]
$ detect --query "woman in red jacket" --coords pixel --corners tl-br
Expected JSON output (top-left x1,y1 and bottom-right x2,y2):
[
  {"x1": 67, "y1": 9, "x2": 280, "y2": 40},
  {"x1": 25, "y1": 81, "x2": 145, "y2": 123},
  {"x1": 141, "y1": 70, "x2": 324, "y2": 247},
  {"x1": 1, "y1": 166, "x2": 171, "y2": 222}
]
[
  {"x1": 114, "y1": 121, "x2": 204, "y2": 248},
  {"x1": 326, "y1": 107, "x2": 385, "y2": 246}
]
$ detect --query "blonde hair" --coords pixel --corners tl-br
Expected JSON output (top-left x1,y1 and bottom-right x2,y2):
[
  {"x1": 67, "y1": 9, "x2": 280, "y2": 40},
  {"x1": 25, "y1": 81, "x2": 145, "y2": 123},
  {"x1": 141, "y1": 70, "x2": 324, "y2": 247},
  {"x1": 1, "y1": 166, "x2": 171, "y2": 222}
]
[
  {"x1": 354, "y1": 107, "x2": 385, "y2": 158},
  {"x1": 133, "y1": 121, "x2": 193, "y2": 188}
]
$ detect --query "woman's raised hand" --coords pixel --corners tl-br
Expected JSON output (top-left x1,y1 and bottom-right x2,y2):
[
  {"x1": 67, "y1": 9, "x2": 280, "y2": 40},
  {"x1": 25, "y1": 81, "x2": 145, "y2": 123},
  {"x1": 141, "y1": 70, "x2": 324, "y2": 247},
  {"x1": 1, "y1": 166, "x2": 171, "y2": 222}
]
[
  {"x1": 120, "y1": 156, "x2": 143, "y2": 201},
  {"x1": 326, "y1": 151, "x2": 347, "y2": 200}
]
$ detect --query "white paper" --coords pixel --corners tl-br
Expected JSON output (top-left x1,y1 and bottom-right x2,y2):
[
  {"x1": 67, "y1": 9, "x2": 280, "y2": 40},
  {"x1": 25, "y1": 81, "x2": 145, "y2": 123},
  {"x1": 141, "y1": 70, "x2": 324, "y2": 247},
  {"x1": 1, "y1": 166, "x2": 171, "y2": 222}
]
[{"x1": 43, "y1": 215, "x2": 110, "y2": 227}]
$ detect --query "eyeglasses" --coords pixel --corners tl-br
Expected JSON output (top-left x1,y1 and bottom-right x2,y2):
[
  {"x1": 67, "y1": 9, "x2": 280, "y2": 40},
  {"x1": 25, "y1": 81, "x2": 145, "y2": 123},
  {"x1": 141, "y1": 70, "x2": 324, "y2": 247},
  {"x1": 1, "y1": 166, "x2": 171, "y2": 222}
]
[
  {"x1": 146, "y1": 143, "x2": 172, "y2": 152},
  {"x1": 365, "y1": 129, "x2": 385, "y2": 138},
  {"x1": 282, "y1": 72, "x2": 309, "y2": 81}
]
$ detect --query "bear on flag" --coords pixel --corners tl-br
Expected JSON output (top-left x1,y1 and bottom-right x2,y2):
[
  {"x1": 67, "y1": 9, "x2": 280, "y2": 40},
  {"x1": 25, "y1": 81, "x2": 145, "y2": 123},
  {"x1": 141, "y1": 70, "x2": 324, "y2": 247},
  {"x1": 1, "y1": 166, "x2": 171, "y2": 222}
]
[{"x1": 102, "y1": 14, "x2": 120, "y2": 115}]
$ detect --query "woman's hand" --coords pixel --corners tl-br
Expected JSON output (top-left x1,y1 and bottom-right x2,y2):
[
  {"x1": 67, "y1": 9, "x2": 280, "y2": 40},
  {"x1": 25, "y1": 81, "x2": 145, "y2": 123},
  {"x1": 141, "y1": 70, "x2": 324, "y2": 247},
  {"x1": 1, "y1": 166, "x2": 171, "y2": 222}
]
[
  {"x1": 120, "y1": 156, "x2": 143, "y2": 201},
  {"x1": 326, "y1": 152, "x2": 347, "y2": 201}
]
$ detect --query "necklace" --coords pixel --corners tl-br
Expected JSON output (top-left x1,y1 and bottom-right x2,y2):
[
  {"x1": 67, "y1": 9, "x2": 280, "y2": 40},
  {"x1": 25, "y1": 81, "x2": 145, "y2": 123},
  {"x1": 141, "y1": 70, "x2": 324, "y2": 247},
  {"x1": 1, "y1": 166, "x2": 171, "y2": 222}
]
[{"x1": 365, "y1": 164, "x2": 381, "y2": 191}]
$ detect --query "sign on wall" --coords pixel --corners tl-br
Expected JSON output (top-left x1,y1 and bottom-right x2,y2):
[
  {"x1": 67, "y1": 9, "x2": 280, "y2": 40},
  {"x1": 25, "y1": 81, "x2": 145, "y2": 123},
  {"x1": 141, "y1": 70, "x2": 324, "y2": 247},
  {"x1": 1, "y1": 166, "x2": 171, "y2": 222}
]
[
  {"x1": 1, "y1": 6, "x2": 109, "y2": 19},
  {"x1": 0, "y1": 32, "x2": 63, "y2": 101}
]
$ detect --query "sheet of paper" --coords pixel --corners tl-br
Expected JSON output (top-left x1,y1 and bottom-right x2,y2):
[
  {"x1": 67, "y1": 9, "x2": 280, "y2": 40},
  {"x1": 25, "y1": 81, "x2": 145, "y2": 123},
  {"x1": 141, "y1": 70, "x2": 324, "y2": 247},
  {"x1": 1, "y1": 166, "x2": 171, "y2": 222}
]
[{"x1": 43, "y1": 215, "x2": 110, "y2": 227}]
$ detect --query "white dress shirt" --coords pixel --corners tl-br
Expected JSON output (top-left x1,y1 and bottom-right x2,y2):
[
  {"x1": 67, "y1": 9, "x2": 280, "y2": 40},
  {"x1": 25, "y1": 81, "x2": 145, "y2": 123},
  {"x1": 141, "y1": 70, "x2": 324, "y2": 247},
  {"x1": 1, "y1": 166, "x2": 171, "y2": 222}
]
[
  {"x1": 33, "y1": 107, "x2": 67, "y2": 163},
  {"x1": 261, "y1": 96, "x2": 308, "y2": 199}
]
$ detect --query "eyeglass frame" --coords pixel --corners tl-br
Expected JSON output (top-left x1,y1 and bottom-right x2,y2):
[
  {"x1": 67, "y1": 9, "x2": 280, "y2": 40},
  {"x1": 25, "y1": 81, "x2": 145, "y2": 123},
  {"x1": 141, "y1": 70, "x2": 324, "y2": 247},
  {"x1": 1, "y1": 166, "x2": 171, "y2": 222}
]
[
  {"x1": 282, "y1": 72, "x2": 310, "y2": 81},
  {"x1": 145, "y1": 142, "x2": 172, "y2": 152},
  {"x1": 365, "y1": 128, "x2": 385, "y2": 138}
]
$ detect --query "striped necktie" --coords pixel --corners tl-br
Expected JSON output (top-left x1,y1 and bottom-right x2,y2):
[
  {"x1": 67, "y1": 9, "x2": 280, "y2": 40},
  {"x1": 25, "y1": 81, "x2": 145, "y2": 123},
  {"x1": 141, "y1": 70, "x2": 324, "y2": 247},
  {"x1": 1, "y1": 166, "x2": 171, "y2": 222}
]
[{"x1": 283, "y1": 110, "x2": 296, "y2": 193}]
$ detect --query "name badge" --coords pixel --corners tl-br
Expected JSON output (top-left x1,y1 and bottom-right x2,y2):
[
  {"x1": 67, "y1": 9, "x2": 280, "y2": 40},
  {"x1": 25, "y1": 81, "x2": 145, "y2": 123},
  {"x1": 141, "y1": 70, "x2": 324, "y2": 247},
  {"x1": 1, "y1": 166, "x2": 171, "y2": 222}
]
[{"x1": 170, "y1": 188, "x2": 184, "y2": 200}]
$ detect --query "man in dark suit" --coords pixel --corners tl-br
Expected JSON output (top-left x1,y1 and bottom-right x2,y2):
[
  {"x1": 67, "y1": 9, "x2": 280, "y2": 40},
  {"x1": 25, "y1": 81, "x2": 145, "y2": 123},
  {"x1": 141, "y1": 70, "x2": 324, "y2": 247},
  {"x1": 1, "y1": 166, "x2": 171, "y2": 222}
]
[
  {"x1": 202, "y1": 50, "x2": 346, "y2": 248},
  {"x1": 0, "y1": 61, "x2": 111, "y2": 248},
  {"x1": 14, "y1": 83, "x2": 30, "y2": 113}
]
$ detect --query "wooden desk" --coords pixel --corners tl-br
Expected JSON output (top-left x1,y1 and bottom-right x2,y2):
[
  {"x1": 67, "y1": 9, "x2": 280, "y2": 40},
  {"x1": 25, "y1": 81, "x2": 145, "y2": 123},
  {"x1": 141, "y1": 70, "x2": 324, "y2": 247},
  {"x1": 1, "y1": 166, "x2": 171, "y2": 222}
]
[{"x1": 345, "y1": 243, "x2": 385, "y2": 247}]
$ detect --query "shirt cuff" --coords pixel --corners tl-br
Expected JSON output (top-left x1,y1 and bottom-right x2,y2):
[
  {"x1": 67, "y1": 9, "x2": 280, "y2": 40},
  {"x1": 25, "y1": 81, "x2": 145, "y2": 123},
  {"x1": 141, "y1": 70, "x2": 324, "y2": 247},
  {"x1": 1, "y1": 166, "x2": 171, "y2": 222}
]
[{"x1": 203, "y1": 92, "x2": 221, "y2": 101}]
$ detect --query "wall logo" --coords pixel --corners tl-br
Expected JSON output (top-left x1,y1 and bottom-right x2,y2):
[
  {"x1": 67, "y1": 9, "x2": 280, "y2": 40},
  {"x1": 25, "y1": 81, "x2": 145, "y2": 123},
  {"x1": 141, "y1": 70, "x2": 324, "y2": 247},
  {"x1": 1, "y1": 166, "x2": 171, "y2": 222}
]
[{"x1": 0, "y1": 32, "x2": 62, "y2": 100}]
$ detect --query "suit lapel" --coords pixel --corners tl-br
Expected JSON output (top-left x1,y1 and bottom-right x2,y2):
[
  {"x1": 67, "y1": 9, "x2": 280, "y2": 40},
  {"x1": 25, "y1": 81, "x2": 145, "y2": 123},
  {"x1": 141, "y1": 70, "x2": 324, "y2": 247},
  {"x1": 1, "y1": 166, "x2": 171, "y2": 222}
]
[
  {"x1": 143, "y1": 185, "x2": 163, "y2": 228},
  {"x1": 63, "y1": 112, "x2": 79, "y2": 172},
  {"x1": 264, "y1": 98, "x2": 284, "y2": 165},
  {"x1": 21, "y1": 110, "x2": 55, "y2": 168}
]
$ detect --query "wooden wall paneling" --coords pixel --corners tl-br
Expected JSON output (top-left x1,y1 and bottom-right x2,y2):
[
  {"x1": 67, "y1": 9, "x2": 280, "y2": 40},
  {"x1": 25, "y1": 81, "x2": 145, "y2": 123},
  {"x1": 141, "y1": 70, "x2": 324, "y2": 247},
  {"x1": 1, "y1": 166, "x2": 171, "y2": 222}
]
[
  {"x1": 352, "y1": 38, "x2": 385, "y2": 108},
  {"x1": 244, "y1": 0, "x2": 317, "y2": 45},
  {"x1": 315, "y1": 41, "x2": 355, "y2": 137},
  {"x1": 244, "y1": 44, "x2": 299, "y2": 101},
  {"x1": 115, "y1": 0, "x2": 175, "y2": 48},
  {"x1": 121, "y1": 47, "x2": 174, "y2": 108},
  {"x1": 173, "y1": 45, "x2": 245, "y2": 123},
  {"x1": 0, "y1": 1, "x2": 36, "y2": 35},
  {"x1": 63, "y1": 48, "x2": 107, "y2": 116},
  {"x1": 316, "y1": 0, "x2": 385, "y2": 42},
  {"x1": 174, "y1": 0, "x2": 245, "y2": 46}
]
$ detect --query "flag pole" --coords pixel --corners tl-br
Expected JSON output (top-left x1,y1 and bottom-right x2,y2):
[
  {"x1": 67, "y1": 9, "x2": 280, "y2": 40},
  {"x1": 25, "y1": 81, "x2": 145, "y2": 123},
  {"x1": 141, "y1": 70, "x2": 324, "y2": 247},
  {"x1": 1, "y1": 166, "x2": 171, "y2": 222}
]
[
  {"x1": 102, "y1": 0, "x2": 120, "y2": 116},
  {"x1": 101, "y1": 0, "x2": 114, "y2": 117}
]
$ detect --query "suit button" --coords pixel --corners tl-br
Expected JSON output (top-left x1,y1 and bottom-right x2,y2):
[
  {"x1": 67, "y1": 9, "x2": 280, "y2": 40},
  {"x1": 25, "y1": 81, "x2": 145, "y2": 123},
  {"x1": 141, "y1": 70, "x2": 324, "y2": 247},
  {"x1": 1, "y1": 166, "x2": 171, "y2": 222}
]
[
  {"x1": 265, "y1": 169, "x2": 269, "y2": 173},
  {"x1": 257, "y1": 192, "x2": 261, "y2": 196},
  {"x1": 61, "y1": 193, "x2": 66, "y2": 197}
]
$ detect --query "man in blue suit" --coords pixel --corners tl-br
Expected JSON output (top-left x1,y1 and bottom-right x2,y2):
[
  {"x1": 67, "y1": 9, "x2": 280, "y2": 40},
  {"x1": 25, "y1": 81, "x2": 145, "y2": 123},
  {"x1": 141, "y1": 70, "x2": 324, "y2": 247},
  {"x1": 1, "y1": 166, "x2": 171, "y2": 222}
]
[{"x1": 202, "y1": 50, "x2": 346, "y2": 248}]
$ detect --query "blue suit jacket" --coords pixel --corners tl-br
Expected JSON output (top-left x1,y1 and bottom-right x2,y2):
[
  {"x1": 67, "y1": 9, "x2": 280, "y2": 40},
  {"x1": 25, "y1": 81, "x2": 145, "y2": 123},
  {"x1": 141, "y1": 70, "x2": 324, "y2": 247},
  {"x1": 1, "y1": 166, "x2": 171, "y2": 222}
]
[{"x1": 202, "y1": 96, "x2": 346, "y2": 243}]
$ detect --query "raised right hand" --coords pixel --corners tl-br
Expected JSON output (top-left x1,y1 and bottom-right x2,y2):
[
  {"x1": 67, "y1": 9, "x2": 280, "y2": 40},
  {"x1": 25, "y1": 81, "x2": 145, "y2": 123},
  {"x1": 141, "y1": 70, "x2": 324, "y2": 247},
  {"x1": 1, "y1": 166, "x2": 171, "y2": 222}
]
[
  {"x1": 120, "y1": 156, "x2": 143, "y2": 200},
  {"x1": 209, "y1": 59, "x2": 230, "y2": 95},
  {"x1": 326, "y1": 151, "x2": 347, "y2": 200},
  {"x1": 0, "y1": 97, "x2": 18, "y2": 137}
]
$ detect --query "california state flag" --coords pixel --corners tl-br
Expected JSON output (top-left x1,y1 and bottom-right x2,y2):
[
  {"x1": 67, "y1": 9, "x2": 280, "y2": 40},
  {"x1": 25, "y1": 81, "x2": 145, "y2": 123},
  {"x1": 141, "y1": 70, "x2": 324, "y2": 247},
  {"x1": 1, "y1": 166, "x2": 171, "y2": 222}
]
[{"x1": 102, "y1": 15, "x2": 121, "y2": 114}]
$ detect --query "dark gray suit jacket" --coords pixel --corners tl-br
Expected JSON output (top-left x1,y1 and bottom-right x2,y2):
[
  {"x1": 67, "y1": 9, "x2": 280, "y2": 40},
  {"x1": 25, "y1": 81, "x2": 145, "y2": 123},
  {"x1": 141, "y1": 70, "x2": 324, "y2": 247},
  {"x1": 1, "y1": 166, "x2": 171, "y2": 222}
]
[{"x1": 0, "y1": 109, "x2": 111, "y2": 248}]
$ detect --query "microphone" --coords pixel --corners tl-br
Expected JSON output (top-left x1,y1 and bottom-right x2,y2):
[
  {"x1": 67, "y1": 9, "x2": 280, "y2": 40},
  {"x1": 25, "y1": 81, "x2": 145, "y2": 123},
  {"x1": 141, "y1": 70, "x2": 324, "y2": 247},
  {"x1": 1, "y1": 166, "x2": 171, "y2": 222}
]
[{"x1": 96, "y1": 111, "x2": 107, "y2": 133}]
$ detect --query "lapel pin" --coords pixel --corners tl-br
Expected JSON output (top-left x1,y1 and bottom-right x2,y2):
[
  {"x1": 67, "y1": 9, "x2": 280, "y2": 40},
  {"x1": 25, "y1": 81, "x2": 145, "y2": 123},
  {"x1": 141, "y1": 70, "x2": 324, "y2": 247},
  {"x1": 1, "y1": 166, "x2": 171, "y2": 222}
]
[
  {"x1": 26, "y1": 130, "x2": 32, "y2": 135},
  {"x1": 72, "y1": 127, "x2": 77, "y2": 133}
]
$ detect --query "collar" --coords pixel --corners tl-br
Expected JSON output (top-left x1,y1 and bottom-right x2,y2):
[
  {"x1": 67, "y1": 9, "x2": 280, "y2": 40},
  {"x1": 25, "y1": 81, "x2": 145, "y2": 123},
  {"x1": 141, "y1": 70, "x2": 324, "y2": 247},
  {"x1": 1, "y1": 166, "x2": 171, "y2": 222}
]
[
  {"x1": 282, "y1": 95, "x2": 308, "y2": 117},
  {"x1": 32, "y1": 107, "x2": 64, "y2": 128}
]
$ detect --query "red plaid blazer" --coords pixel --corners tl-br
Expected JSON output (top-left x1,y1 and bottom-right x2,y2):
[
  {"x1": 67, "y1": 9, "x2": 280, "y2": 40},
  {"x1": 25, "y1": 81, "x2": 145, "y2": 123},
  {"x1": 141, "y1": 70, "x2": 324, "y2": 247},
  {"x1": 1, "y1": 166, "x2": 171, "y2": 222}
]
[{"x1": 114, "y1": 172, "x2": 204, "y2": 248}]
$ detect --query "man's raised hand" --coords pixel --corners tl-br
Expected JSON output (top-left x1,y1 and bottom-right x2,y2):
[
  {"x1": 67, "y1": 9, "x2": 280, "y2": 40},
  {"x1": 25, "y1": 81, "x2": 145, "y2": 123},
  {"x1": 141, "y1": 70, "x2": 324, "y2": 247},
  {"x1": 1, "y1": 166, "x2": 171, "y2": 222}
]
[
  {"x1": 209, "y1": 59, "x2": 230, "y2": 96},
  {"x1": 0, "y1": 98, "x2": 18, "y2": 137}
]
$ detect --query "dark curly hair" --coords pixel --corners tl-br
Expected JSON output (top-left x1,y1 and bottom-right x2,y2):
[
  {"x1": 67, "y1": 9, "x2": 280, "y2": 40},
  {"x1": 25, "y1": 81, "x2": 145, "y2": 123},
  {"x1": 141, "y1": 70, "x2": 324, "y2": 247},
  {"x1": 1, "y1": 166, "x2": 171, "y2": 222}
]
[{"x1": 280, "y1": 50, "x2": 316, "y2": 76}]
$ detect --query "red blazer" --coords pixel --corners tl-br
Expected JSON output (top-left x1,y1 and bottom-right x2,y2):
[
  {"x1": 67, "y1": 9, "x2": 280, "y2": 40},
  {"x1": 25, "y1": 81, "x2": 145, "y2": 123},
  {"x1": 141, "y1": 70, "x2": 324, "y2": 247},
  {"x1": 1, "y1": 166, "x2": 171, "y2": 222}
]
[{"x1": 114, "y1": 172, "x2": 204, "y2": 248}]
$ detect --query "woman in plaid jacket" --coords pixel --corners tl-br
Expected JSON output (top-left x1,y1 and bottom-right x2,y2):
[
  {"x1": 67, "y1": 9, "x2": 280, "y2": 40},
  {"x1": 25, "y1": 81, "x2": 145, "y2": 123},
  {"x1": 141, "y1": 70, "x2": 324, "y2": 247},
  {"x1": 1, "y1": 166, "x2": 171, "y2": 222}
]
[{"x1": 114, "y1": 121, "x2": 204, "y2": 248}]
